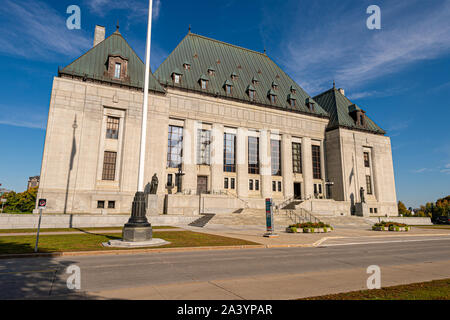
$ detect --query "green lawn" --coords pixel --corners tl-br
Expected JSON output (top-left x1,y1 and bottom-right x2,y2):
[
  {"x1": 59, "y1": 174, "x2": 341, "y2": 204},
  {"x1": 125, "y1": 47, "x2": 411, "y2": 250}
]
[
  {"x1": 0, "y1": 231, "x2": 259, "y2": 254},
  {"x1": 303, "y1": 279, "x2": 450, "y2": 300},
  {"x1": 0, "y1": 226, "x2": 178, "y2": 234}
]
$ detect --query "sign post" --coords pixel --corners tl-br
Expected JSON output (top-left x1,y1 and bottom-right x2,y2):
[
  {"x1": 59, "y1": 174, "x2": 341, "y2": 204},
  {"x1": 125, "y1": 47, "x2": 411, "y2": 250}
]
[
  {"x1": 264, "y1": 198, "x2": 278, "y2": 238},
  {"x1": 35, "y1": 199, "x2": 46, "y2": 253}
]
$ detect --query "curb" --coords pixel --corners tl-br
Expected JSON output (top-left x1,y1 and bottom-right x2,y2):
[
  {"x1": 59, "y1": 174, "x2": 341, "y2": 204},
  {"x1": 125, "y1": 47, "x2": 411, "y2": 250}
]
[{"x1": 0, "y1": 243, "x2": 318, "y2": 260}]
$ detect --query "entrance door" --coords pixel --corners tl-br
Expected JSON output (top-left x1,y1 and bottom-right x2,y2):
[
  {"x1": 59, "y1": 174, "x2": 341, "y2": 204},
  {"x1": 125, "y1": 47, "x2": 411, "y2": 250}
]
[
  {"x1": 197, "y1": 176, "x2": 208, "y2": 195},
  {"x1": 294, "y1": 183, "x2": 302, "y2": 199}
]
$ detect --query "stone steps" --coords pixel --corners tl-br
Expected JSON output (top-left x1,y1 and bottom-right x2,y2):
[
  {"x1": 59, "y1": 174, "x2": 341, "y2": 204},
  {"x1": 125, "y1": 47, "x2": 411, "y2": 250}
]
[
  {"x1": 319, "y1": 216, "x2": 372, "y2": 227},
  {"x1": 208, "y1": 209, "x2": 294, "y2": 227}
]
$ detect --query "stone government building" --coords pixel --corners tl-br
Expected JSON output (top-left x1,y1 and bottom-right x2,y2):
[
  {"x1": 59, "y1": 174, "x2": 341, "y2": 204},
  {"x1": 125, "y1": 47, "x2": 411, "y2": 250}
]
[{"x1": 36, "y1": 25, "x2": 398, "y2": 217}]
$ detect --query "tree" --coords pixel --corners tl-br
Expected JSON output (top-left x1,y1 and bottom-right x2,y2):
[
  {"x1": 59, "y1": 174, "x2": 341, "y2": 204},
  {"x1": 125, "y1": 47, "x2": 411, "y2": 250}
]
[
  {"x1": 2, "y1": 187, "x2": 37, "y2": 213},
  {"x1": 398, "y1": 201, "x2": 410, "y2": 216}
]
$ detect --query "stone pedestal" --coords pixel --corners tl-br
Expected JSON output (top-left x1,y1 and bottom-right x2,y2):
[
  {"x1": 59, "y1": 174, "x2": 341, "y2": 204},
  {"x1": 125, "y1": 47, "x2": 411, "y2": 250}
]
[
  {"x1": 123, "y1": 191, "x2": 152, "y2": 242},
  {"x1": 146, "y1": 194, "x2": 159, "y2": 216},
  {"x1": 355, "y1": 202, "x2": 370, "y2": 217}
]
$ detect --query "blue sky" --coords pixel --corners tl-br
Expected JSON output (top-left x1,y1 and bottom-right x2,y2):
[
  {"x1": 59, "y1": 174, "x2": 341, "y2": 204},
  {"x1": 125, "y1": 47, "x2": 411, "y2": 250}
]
[{"x1": 0, "y1": 0, "x2": 449, "y2": 208}]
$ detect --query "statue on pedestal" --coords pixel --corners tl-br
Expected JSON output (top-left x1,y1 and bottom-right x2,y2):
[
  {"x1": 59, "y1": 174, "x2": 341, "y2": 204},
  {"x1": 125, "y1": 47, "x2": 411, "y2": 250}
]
[
  {"x1": 360, "y1": 187, "x2": 366, "y2": 203},
  {"x1": 150, "y1": 174, "x2": 158, "y2": 195}
]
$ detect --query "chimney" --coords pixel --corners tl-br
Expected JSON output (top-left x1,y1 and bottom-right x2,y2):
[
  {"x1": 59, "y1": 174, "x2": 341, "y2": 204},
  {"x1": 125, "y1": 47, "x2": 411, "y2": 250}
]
[
  {"x1": 338, "y1": 88, "x2": 345, "y2": 96},
  {"x1": 93, "y1": 25, "x2": 105, "y2": 47}
]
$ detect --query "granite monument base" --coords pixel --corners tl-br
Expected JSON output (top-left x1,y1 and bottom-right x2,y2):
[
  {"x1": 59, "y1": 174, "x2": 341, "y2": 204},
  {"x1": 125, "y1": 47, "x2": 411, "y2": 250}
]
[
  {"x1": 122, "y1": 226, "x2": 153, "y2": 242},
  {"x1": 103, "y1": 238, "x2": 170, "y2": 248}
]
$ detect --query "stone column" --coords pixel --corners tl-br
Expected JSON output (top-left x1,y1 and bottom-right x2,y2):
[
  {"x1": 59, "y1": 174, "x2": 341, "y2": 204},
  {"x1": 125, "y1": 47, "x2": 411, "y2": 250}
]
[
  {"x1": 182, "y1": 119, "x2": 196, "y2": 194},
  {"x1": 282, "y1": 134, "x2": 294, "y2": 199},
  {"x1": 236, "y1": 127, "x2": 248, "y2": 198},
  {"x1": 260, "y1": 129, "x2": 272, "y2": 198},
  {"x1": 210, "y1": 123, "x2": 224, "y2": 194},
  {"x1": 302, "y1": 137, "x2": 313, "y2": 199}
]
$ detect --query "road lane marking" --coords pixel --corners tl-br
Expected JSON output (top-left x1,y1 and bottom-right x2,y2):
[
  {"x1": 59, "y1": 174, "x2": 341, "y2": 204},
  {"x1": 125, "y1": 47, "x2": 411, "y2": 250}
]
[{"x1": 321, "y1": 237, "x2": 450, "y2": 247}]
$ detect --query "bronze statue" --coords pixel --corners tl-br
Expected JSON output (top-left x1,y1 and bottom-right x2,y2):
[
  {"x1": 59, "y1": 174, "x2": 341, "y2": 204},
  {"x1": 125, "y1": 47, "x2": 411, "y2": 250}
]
[
  {"x1": 360, "y1": 187, "x2": 366, "y2": 203},
  {"x1": 149, "y1": 174, "x2": 158, "y2": 194}
]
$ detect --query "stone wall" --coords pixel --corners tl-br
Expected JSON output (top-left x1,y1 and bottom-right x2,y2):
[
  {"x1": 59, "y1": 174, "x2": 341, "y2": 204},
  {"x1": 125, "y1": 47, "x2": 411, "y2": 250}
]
[{"x1": 0, "y1": 214, "x2": 197, "y2": 229}]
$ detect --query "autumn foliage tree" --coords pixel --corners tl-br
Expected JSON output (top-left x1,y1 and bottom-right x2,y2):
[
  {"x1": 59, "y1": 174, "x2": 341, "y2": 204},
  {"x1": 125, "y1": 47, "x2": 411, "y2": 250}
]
[{"x1": 0, "y1": 187, "x2": 38, "y2": 213}]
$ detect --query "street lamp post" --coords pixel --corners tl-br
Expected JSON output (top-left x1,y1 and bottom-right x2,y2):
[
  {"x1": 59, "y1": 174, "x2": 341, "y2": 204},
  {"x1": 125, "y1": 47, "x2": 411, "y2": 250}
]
[{"x1": 122, "y1": 0, "x2": 154, "y2": 242}]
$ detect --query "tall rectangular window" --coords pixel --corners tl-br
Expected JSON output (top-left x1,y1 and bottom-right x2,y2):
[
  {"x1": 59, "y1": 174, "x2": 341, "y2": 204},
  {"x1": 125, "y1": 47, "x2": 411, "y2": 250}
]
[
  {"x1": 167, "y1": 125, "x2": 183, "y2": 168},
  {"x1": 271, "y1": 139, "x2": 281, "y2": 176},
  {"x1": 114, "y1": 63, "x2": 121, "y2": 79},
  {"x1": 364, "y1": 152, "x2": 370, "y2": 168},
  {"x1": 102, "y1": 151, "x2": 117, "y2": 181},
  {"x1": 312, "y1": 145, "x2": 322, "y2": 179},
  {"x1": 366, "y1": 175, "x2": 373, "y2": 195},
  {"x1": 106, "y1": 116, "x2": 120, "y2": 139},
  {"x1": 197, "y1": 129, "x2": 211, "y2": 165},
  {"x1": 224, "y1": 133, "x2": 236, "y2": 172},
  {"x1": 248, "y1": 137, "x2": 260, "y2": 174},
  {"x1": 292, "y1": 142, "x2": 302, "y2": 174}
]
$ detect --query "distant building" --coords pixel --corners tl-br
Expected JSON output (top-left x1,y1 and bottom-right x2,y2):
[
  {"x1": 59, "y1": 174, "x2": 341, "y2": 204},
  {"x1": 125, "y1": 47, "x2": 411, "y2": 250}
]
[{"x1": 27, "y1": 176, "x2": 40, "y2": 190}]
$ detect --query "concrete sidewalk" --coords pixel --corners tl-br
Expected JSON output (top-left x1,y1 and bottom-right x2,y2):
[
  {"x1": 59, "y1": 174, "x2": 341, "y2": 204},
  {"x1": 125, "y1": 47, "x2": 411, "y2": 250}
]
[{"x1": 183, "y1": 224, "x2": 450, "y2": 247}]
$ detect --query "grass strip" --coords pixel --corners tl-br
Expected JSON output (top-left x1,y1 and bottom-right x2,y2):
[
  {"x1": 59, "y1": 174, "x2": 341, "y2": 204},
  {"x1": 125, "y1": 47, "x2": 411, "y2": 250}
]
[
  {"x1": 0, "y1": 226, "x2": 178, "y2": 234},
  {"x1": 0, "y1": 231, "x2": 259, "y2": 254},
  {"x1": 303, "y1": 278, "x2": 450, "y2": 300}
]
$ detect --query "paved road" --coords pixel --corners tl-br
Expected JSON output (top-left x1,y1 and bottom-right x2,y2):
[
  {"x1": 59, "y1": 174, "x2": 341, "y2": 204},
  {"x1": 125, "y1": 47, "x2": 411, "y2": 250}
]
[{"x1": 1, "y1": 235, "x2": 450, "y2": 300}]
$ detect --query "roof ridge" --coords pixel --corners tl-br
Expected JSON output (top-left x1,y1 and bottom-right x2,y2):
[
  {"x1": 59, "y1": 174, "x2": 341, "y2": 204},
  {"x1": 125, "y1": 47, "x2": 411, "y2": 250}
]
[{"x1": 188, "y1": 32, "x2": 267, "y2": 57}]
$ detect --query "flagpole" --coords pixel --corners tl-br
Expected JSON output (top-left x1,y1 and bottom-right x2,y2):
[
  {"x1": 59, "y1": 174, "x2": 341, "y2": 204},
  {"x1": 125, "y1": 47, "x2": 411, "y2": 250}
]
[
  {"x1": 138, "y1": 0, "x2": 153, "y2": 193},
  {"x1": 122, "y1": 0, "x2": 153, "y2": 242}
]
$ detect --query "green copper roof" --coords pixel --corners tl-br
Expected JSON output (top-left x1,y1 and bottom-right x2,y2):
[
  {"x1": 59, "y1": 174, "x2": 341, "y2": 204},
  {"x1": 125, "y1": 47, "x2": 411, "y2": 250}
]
[
  {"x1": 154, "y1": 32, "x2": 328, "y2": 117},
  {"x1": 60, "y1": 31, "x2": 165, "y2": 93},
  {"x1": 313, "y1": 88, "x2": 385, "y2": 134}
]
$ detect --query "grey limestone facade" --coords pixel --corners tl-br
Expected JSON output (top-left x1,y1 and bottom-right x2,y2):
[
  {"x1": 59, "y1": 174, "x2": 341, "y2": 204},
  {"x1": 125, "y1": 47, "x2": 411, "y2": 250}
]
[{"x1": 35, "y1": 27, "x2": 398, "y2": 218}]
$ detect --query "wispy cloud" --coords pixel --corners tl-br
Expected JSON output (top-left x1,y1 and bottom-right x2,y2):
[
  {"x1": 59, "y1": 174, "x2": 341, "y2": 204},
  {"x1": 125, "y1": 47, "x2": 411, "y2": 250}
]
[
  {"x1": 441, "y1": 164, "x2": 450, "y2": 175},
  {"x1": 280, "y1": 0, "x2": 450, "y2": 95},
  {"x1": 86, "y1": 0, "x2": 162, "y2": 21},
  {"x1": 0, "y1": 0, "x2": 91, "y2": 60},
  {"x1": 0, "y1": 104, "x2": 47, "y2": 130}
]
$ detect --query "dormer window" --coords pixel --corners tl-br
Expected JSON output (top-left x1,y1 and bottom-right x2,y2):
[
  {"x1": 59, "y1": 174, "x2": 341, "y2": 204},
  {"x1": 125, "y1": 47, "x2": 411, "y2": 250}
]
[
  {"x1": 290, "y1": 86, "x2": 297, "y2": 94},
  {"x1": 199, "y1": 74, "x2": 209, "y2": 90},
  {"x1": 231, "y1": 72, "x2": 238, "y2": 80},
  {"x1": 288, "y1": 93, "x2": 297, "y2": 107},
  {"x1": 171, "y1": 68, "x2": 183, "y2": 84},
  {"x1": 252, "y1": 77, "x2": 259, "y2": 85},
  {"x1": 183, "y1": 62, "x2": 191, "y2": 70},
  {"x1": 224, "y1": 80, "x2": 233, "y2": 95},
  {"x1": 348, "y1": 104, "x2": 366, "y2": 127},
  {"x1": 106, "y1": 53, "x2": 129, "y2": 81},
  {"x1": 114, "y1": 63, "x2": 121, "y2": 79},
  {"x1": 306, "y1": 98, "x2": 315, "y2": 112},
  {"x1": 268, "y1": 89, "x2": 277, "y2": 104},
  {"x1": 208, "y1": 67, "x2": 215, "y2": 76},
  {"x1": 272, "y1": 81, "x2": 278, "y2": 90},
  {"x1": 247, "y1": 85, "x2": 256, "y2": 101}
]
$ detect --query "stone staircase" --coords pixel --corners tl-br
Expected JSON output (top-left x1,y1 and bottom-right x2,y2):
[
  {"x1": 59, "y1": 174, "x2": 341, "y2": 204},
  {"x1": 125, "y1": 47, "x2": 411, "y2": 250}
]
[
  {"x1": 206, "y1": 209, "x2": 295, "y2": 227},
  {"x1": 318, "y1": 215, "x2": 373, "y2": 228},
  {"x1": 188, "y1": 214, "x2": 216, "y2": 227}
]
